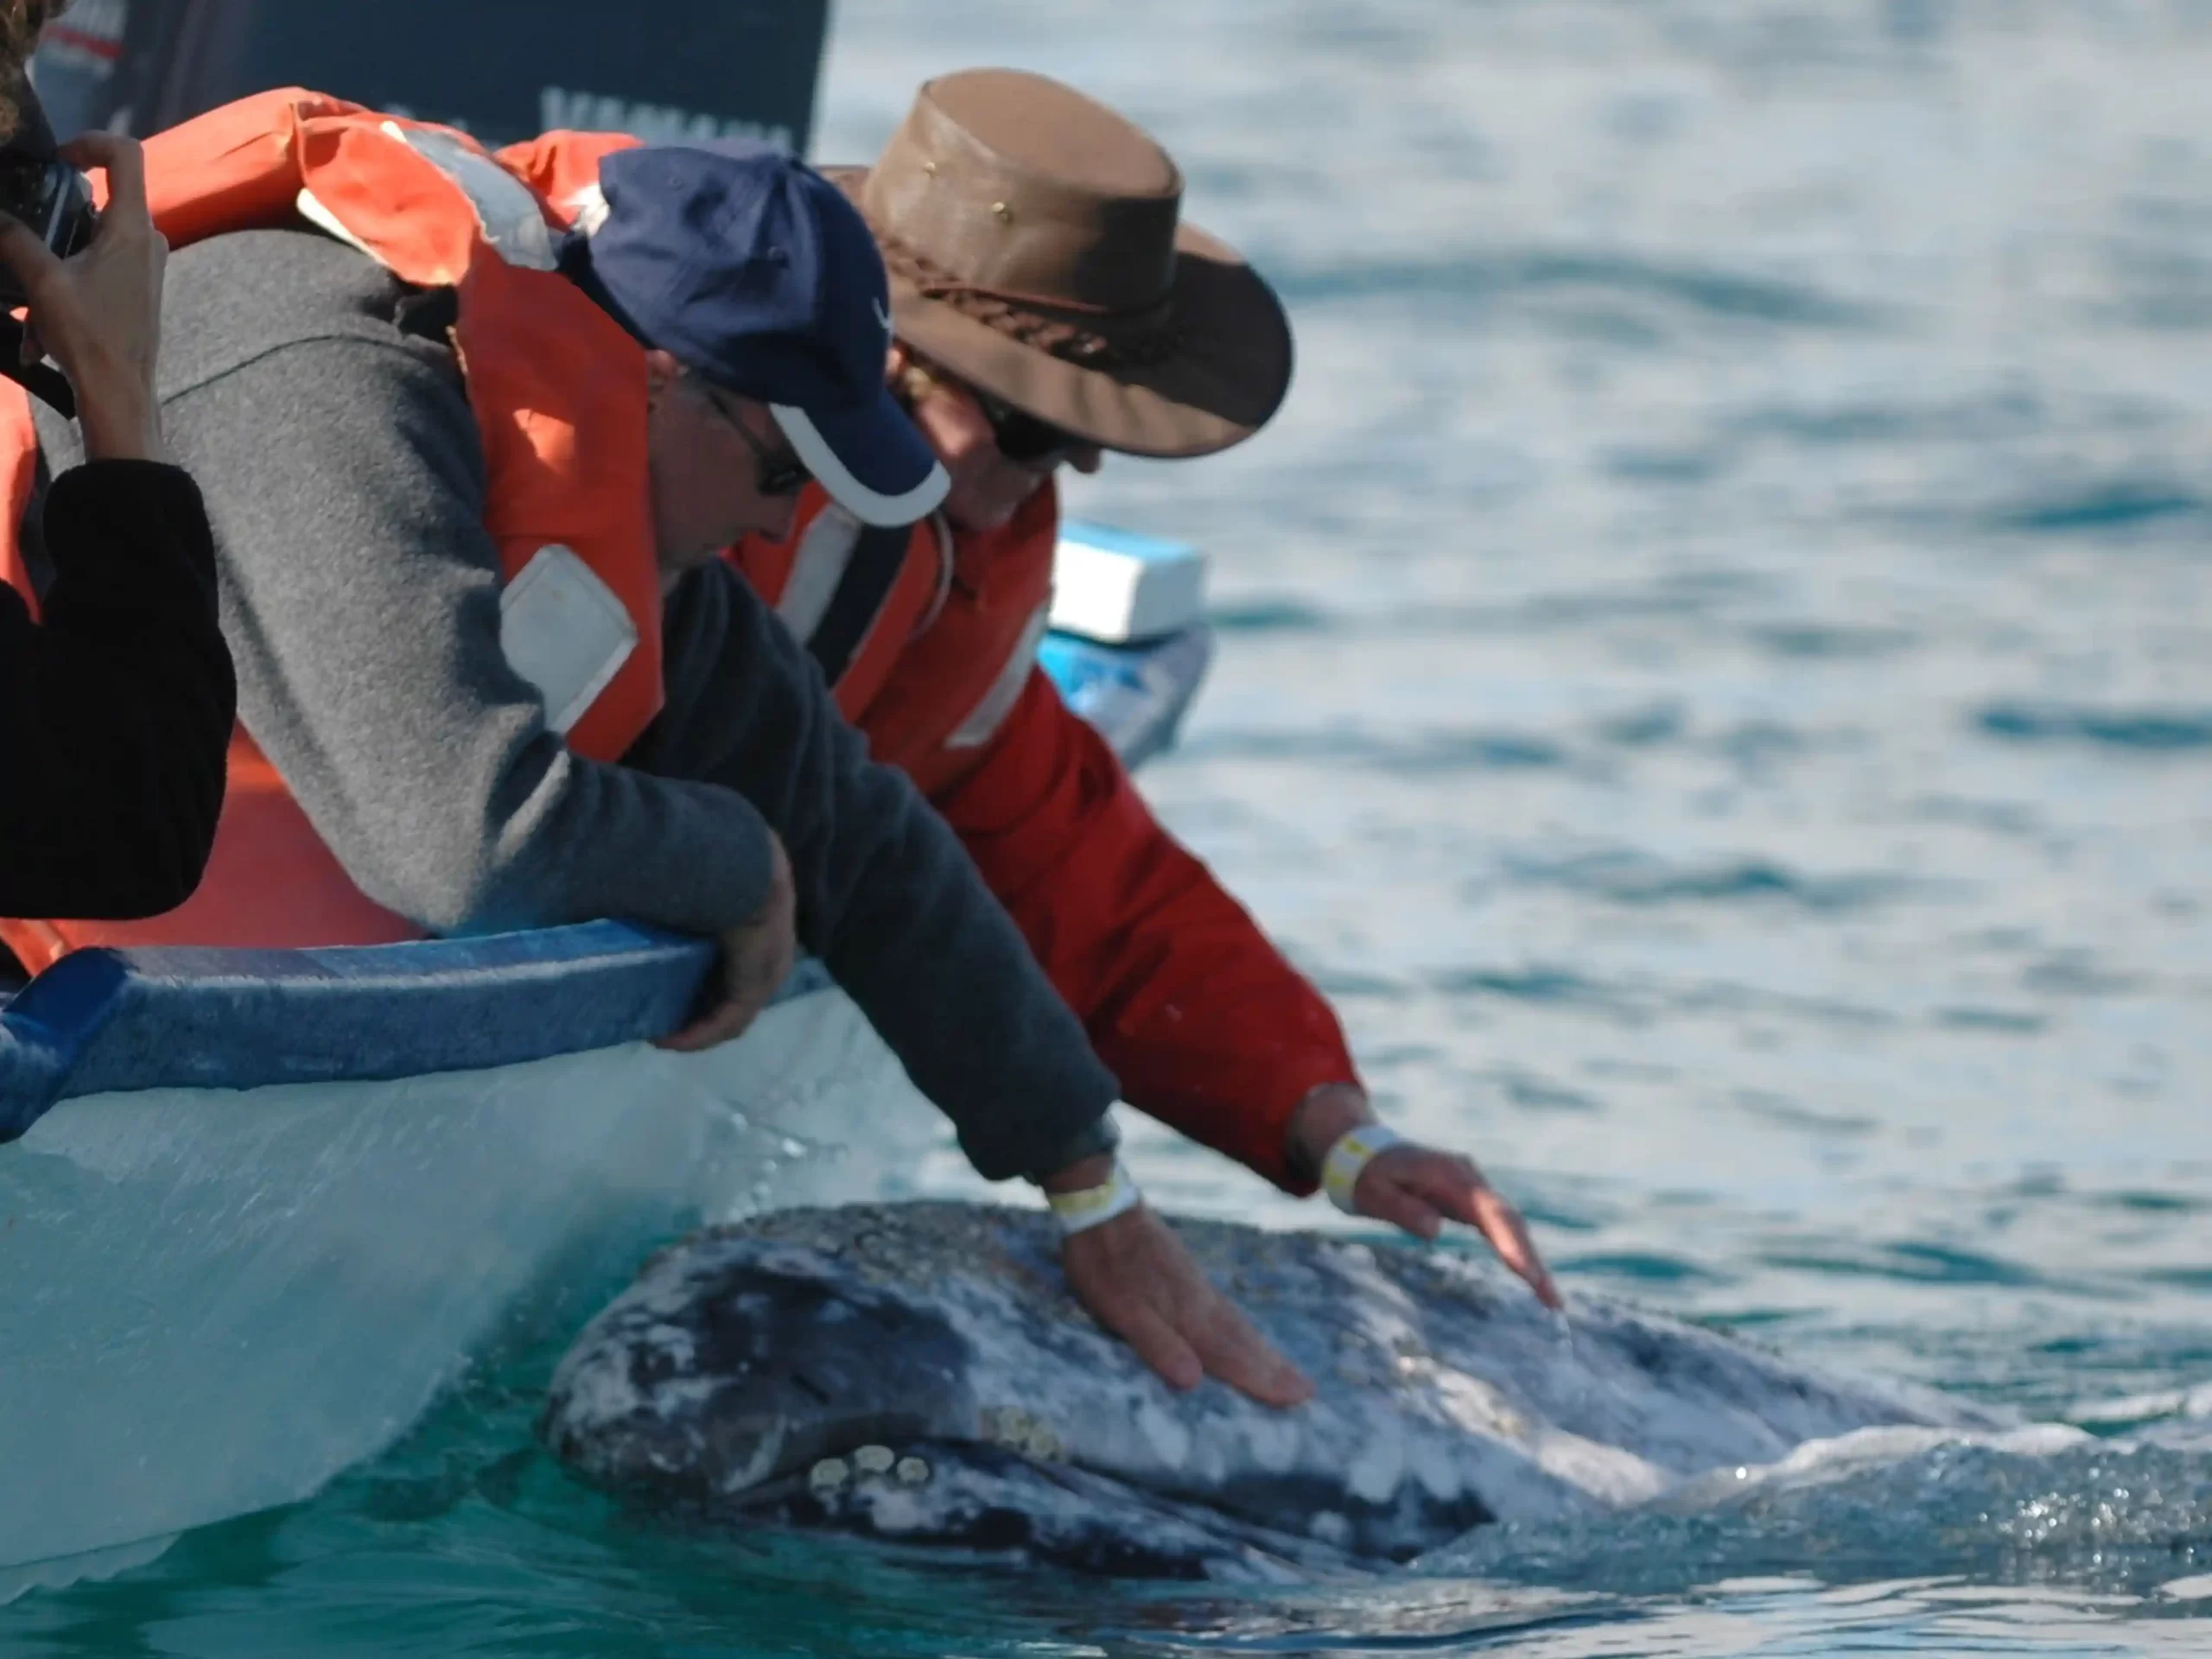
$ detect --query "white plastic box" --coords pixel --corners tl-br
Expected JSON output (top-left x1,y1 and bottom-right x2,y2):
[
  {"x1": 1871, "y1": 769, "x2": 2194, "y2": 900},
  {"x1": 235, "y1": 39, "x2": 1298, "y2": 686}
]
[{"x1": 1049, "y1": 521, "x2": 1208, "y2": 645}]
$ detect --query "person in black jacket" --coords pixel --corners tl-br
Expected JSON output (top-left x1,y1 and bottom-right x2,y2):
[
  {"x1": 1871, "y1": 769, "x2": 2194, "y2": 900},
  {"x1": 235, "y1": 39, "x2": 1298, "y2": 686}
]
[{"x1": 0, "y1": 43, "x2": 236, "y2": 924}]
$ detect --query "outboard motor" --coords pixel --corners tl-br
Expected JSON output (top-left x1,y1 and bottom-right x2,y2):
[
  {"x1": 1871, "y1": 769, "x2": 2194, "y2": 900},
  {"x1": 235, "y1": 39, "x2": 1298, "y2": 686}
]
[{"x1": 30, "y1": 0, "x2": 830, "y2": 150}]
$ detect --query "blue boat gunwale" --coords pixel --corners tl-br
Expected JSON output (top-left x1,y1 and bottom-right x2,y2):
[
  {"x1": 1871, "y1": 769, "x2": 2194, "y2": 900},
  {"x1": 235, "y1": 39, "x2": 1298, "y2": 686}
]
[{"x1": 0, "y1": 922, "x2": 723, "y2": 1140}]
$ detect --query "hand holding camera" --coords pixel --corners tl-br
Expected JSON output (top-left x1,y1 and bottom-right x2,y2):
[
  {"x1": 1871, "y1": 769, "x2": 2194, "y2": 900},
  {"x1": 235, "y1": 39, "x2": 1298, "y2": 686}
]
[{"x1": 0, "y1": 130, "x2": 168, "y2": 462}]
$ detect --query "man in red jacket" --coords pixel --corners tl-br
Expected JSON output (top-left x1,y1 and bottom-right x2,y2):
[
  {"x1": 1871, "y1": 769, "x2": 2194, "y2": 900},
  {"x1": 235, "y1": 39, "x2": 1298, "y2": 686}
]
[{"x1": 734, "y1": 68, "x2": 1558, "y2": 1313}]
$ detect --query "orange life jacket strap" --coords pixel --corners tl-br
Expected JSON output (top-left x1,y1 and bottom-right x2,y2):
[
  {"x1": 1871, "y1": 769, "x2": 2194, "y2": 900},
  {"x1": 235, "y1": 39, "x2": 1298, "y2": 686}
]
[{"x1": 728, "y1": 488, "x2": 951, "y2": 724}]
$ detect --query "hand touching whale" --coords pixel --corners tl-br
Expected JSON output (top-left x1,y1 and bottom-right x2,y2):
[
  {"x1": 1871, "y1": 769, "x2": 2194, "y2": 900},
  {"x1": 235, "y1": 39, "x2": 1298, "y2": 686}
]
[
  {"x1": 1059, "y1": 1200, "x2": 1313, "y2": 1407},
  {"x1": 1027, "y1": 1096, "x2": 1557, "y2": 1404},
  {"x1": 1288, "y1": 1083, "x2": 1562, "y2": 1309}
]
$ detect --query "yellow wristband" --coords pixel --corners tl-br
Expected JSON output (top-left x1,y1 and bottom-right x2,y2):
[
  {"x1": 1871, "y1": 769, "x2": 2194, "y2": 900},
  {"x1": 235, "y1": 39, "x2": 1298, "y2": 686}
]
[
  {"x1": 1321, "y1": 1123, "x2": 1404, "y2": 1214},
  {"x1": 1046, "y1": 1160, "x2": 1143, "y2": 1236}
]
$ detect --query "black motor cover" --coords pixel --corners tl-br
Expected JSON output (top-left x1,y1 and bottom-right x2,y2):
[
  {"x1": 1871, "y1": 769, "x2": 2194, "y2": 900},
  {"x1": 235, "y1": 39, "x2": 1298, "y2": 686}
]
[{"x1": 32, "y1": 0, "x2": 829, "y2": 152}]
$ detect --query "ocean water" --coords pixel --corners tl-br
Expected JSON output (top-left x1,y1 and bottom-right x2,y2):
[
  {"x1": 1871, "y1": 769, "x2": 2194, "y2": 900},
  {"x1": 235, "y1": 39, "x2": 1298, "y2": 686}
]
[{"x1": 10, "y1": 1, "x2": 2212, "y2": 1652}]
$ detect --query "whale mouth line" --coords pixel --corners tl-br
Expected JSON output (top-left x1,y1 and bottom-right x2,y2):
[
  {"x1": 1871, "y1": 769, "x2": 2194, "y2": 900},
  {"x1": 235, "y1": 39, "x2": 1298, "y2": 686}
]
[
  {"x1": 718, "y1": 1437, "x2": 1388, "y2": 1581},
  {"x1": 732, "y1": 1425, "x2": 1501, "y2": 1569}
]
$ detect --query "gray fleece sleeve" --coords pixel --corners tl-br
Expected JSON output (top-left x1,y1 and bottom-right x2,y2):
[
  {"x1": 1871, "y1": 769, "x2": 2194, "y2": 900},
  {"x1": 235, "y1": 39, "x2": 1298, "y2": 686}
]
[
  {"x1": 637, "y1": 563, "x2": 1118, "y2": 1181},
  {"x1": 151, "y1": 334, "x2": 778, "y2": 938}
]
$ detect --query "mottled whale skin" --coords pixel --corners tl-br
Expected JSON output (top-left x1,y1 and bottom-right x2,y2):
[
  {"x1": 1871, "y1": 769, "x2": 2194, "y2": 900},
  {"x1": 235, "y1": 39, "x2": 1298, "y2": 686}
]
[{"x1": 542, "y1": 1203, "x2": 2000, "y2": 1579}]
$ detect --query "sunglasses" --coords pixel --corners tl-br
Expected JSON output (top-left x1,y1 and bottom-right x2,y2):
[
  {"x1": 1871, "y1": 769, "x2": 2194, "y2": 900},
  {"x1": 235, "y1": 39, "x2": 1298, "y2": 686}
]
[
  {"x1": 701, "y1": 382, "x2": 813, "y2": 497},
  {"x1": 970, "y1": 387, "x2": 1085, "y2": 466}
]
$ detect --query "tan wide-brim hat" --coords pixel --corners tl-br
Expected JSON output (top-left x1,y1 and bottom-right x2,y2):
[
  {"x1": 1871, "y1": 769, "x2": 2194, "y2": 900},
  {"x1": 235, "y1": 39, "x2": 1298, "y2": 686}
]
[{"x1": 826, "y1": 67, "x2": 1293, "y2": 459}]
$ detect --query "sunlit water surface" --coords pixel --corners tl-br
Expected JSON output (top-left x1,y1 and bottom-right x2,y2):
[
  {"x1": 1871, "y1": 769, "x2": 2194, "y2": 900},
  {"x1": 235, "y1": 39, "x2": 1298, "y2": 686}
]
[{"x1": 10, "y1": 2, "x2": 2211, "y2": 1652}]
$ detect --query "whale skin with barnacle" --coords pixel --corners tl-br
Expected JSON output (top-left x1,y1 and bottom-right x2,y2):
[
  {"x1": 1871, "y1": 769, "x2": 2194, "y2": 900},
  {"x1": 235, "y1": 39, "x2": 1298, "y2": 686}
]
[{"x1": 539, "y1": 1203, "x2": 2001, "y2": 1580}]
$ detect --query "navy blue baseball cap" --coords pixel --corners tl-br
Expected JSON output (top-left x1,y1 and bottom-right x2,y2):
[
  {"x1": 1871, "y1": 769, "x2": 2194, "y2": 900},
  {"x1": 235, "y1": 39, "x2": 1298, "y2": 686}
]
[{"x1": 582, "y1": 143, "x2": 947, "y2": 527}]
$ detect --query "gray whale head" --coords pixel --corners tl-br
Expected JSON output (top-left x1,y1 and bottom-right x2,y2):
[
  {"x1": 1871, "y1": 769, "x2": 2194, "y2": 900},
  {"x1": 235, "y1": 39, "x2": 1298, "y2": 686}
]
[
  {"x1": 540, "y1": 1240, "x2": 976, "y2": 1507},
  {"x1": 543, "y1": 1203, "x2": 1999, "y2": 1578}
]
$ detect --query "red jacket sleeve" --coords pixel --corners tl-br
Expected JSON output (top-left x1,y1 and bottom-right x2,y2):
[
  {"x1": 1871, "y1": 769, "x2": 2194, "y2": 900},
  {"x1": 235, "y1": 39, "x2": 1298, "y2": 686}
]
[{"x1": 931, "y1": 669, "x2": 1357, "y2": 1192}]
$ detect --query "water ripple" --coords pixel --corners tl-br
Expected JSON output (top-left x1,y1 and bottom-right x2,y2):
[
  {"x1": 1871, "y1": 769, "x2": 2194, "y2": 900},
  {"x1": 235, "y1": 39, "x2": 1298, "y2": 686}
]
[
  {"x1": 1208, "y1": 597, "x2": 1333, "y2": 635},
  {"x1": 1283, "y1": 249, "x2": 1881, "y2": 329},
  {"x1": 1206, "y1": 573, "x2": 1768, "y2": 642},
  {"x1": 1554, "y1": 1250, "x2": 1726, "y2": 1286},
  {"x1": 1184, "y1": 727, "x2": 1570, "y2": 773},
  {"x1": 1427, "y1": 967, "x2": 1626, "y2": 1009},
  {"x1": 1760, "y1": 1242, "x2": 2052, "y2": 1290},
  {"x1": 1427, "y1": 1439, "x2": 2212, "y2": 1600},
  {"x1": 1936, "y1": 1007, "x2": 2050, "y2": 1035},
  {"x1": 1744, "y1": 623, "x2": 1919, "y2": 660},
  {"x1": 1510, "y1": 851, "x2": 1910, "y2": 912},
  {"x1": 1975, "y1": 704, "x2": 2212, "y2": 753},
  {"x1": 1993, "y1": 481, "x2": 2209, "y2": 536}
]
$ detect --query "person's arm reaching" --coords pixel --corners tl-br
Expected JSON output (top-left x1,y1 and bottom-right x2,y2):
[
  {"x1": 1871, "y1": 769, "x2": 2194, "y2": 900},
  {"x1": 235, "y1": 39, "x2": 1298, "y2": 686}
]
[
  {"x1": 934, "y1": 669, "x2": 1560, "y2": 1310},
  {"x1": 934, "y1": 668, "x2": 1357, "y2": 1188},
  {"x1": 639, "y1": 560, "x2": 1121, "y2": 1180}
]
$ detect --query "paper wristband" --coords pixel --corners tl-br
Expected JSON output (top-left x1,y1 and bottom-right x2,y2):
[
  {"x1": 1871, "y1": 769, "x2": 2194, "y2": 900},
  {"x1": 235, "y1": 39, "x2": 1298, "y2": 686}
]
[
  {"x1": 1321, "y1": 1122, "x2": 1406, "y2": 1215},
  {"x1": 1046, "y1": 1160, "x2": 1144, "y2": 1236}
]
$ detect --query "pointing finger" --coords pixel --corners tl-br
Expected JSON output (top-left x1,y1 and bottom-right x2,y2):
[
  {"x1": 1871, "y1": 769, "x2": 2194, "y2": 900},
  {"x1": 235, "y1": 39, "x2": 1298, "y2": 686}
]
[
  {"x1": 1389, "y1": 1151, "x2": 1563, "y2": 1309},
  {"x1": 1470, "y1": 1185, "x2": 1563, "y2": 1310}
]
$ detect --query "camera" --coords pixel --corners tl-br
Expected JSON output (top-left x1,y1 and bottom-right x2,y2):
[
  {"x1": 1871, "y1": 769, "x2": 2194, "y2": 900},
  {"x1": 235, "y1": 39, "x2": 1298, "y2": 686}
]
[
  {"x1": 0, "y1": 83, "x2": 97, "y2": 410},
  {"x1": 0, "y1": 78, "x2": 98, "y2": 308},
  {"x1": 0, "y1": 152, "x2": 94, "y2": 303}
]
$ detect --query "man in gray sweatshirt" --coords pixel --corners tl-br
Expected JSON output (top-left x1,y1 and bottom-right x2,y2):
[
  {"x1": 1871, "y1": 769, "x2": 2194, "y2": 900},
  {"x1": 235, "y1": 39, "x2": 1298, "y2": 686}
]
[{"x1": 26, "y1": 130, "x2": 1308, "y2": 1406}]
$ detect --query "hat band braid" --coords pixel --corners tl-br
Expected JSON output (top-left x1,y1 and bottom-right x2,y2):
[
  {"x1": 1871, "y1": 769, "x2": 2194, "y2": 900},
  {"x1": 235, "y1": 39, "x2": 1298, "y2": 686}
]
[{"x1": 876, "y1": 231, "x2": 1181, "y2": 368}]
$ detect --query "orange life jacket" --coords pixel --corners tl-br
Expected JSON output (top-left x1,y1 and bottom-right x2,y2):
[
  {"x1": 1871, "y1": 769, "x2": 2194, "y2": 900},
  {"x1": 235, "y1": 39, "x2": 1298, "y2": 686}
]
[
  {"x1": 0, "y1": 90, "x2": 665, "y2": 971},
  {"x1": 732, "y1": 482, "x2": 1057, "y2": 798}
]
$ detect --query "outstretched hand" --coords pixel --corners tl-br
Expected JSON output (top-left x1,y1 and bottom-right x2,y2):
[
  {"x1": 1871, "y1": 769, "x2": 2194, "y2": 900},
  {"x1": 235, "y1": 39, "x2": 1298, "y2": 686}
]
[
  {"x1": 1353, "y1": 1141, "x2": 1562, "y2": 1309},
  {"x1": 1060, "y1": 1201, "x2": 1313, "y2": 1408},
  {"x1": 1292, "y1": 1083, "x2": 1563, "y2": 1311}
]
